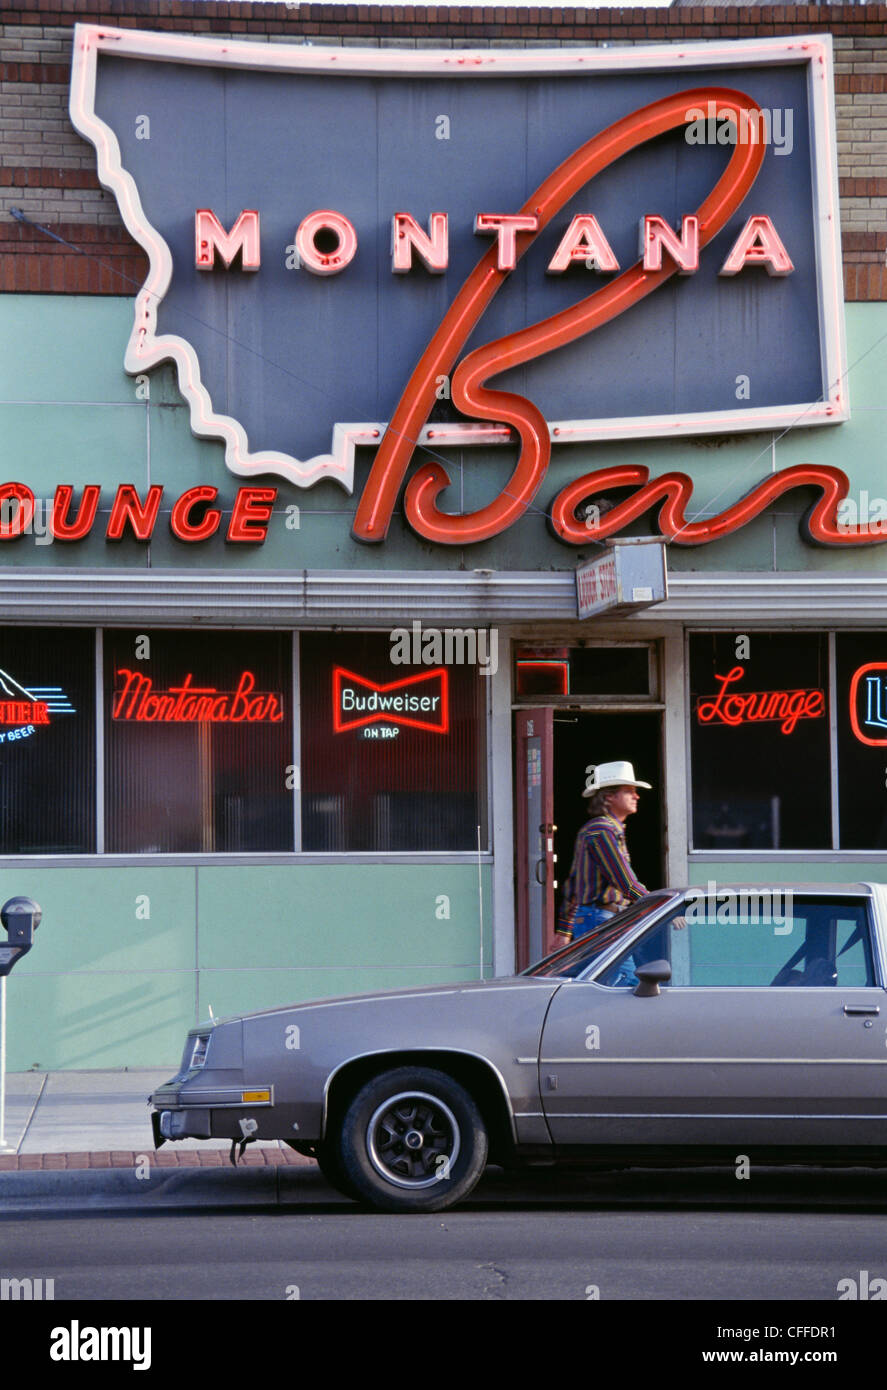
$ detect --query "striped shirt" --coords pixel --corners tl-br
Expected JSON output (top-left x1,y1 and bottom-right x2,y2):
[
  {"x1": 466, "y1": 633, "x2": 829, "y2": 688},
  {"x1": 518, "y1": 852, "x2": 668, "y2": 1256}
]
[{"x1": 558, "y1": 813, "x2": 647, "y2": 936}]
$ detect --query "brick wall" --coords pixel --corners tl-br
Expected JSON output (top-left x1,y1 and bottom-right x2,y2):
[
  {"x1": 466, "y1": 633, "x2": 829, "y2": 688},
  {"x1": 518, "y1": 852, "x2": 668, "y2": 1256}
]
[{"x1": 1, "y1": 1, "x2": 886, "y2": 298}]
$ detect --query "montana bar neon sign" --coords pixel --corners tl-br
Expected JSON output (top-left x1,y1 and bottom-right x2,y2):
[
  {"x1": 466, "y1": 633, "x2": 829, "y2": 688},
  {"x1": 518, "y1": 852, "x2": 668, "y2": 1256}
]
[
  {"x1": 70, "y1": 30, "x2": 850, "y2": 551},
  {"x1": 112, "y1": 670, "x2": 284, "y2": 723}
]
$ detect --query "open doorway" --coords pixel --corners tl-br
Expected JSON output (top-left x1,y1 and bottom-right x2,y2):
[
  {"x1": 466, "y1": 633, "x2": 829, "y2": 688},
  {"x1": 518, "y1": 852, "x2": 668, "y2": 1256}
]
[
  {"x1": 552, "y1": 712, "x2": 663, "y2": 906},
  {"x1": 514, "y1": 707, "x2": 663, "y2": 968}
]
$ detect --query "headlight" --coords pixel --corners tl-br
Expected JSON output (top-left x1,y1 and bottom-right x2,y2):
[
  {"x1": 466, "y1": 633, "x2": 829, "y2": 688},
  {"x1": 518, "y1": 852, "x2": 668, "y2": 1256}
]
[{"x1": 189, "y1": 1033, "x2": 210, "y2": 1068}]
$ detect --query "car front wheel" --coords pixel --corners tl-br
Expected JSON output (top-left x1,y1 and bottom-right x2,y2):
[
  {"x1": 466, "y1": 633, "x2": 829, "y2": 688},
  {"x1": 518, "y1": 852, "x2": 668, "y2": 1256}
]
[{"x1": 338, "y1": 1066, "x2": 488, "y2": 1213}]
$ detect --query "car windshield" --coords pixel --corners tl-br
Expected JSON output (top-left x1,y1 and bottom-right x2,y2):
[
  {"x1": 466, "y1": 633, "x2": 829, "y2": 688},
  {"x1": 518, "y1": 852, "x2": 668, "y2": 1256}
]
[{"x1": 521, "y1": 893, "x2": 675, "y2": 978}]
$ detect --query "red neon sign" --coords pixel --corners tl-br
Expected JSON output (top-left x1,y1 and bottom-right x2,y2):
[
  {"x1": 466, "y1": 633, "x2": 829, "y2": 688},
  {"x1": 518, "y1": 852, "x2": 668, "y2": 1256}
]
[
  {"x1": 0, "y1": 484, "x2": 277, "y2": 545},
  {"x1": 696, "y1": 666, "x2": 825, "y2": 736},
  {"x1": 343, "y1": 88, "x2": 855, "y2": 553},
  {"x1": 353, "y1": 87, "x2": 769, "y2": 548},
  {"x1": 0, "y1": 464, "x2": 871, "y2": 552},
  {"x1": 849, "y1": 662, "x2": 887, "y2": 747},
  {"x1": 112, "y1": 670, "x2": 284, "y2": 723},
  {"x1": 0, "y1": 702, "x2": 49, "y2": 726},
  {"x1": 516, "y1": 661, "x2": 569, "y2": 695},
  {"x1": 333, "y1": 667, "x2": 449, "y2": 734}
]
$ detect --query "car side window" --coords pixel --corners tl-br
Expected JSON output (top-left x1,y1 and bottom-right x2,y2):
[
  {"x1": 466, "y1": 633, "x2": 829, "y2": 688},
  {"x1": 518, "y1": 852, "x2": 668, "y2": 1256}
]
[
  {"x1": 594, "y1": 895, "x2": 878, "y2": 989},
  {"x1": 833, "y1": 916, "x2": 877, "y2": 988}
]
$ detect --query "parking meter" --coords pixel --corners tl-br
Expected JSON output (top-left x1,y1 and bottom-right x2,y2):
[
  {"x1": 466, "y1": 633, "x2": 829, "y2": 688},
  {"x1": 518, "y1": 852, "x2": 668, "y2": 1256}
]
[{"x1": 0, "y1": 896, "x2": 41, "y2": 977}]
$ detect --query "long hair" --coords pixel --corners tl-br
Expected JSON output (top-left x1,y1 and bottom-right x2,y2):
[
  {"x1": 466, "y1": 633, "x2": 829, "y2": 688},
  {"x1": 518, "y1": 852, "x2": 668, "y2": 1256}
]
[{"x1": 585, "y1": 788, "x2": 615, "y2": 817}]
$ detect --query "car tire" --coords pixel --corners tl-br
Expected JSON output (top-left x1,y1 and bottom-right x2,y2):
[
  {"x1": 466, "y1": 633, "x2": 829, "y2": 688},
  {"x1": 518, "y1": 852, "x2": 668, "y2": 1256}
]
[
  {"x1": 337, "y1": 1066, "x2": 489, "y2": 1213},
  {"x1": 313, "y1": 1140, "x2": 362, "y2": 1201}
]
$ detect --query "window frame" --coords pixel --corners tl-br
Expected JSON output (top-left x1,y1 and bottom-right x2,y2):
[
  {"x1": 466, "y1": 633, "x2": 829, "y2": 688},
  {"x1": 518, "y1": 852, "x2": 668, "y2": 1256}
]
[
  {"x1": 0, "y1": 624, "x2": 495, "y2": 863},
  {"x1": 298, "y1": 628, "x2": 493, "y2": 856},
  {"x1": 686, "y1": 627, "x2": 887, "y2": 858}
]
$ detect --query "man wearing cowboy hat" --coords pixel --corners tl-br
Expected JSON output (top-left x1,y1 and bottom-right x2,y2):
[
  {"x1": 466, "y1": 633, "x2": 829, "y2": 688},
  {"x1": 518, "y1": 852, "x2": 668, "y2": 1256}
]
[{"x1": 557, "y1": 760, "x2": 651, "y2": 943}]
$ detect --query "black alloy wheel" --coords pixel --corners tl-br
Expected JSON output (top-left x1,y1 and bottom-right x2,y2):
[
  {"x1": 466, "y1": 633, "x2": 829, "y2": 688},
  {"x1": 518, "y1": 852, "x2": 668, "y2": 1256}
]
[{"x1": 337, "y1": 1066, "x2": 488, "y2": 1213}]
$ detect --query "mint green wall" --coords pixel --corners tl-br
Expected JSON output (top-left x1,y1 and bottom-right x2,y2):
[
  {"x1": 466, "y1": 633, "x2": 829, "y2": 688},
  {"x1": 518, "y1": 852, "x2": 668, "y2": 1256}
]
[
  {"x1": 2, "y1": 863, "x2": 492, "y2": 1070},
  {"x1": 689, "y1": 862, "x2": 887, "y2": 886},
  {"x1": 2, "y1": 295, "x2": 885, "y2": 574}
]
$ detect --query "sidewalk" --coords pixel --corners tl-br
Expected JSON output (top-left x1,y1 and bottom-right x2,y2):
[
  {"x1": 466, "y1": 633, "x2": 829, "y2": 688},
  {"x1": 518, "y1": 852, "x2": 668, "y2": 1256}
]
[{"x1": 0, "y1": 1070, "x2": 314, "y2": 1170}]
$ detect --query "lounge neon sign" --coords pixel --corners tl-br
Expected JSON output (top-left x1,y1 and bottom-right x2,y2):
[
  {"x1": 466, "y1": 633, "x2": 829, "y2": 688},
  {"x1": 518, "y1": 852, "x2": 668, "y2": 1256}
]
[
  {"x1": 0, "y1": 484, "x2": 276, "y2": 544},
  {"x1": 333, "y1": 667, "x2": 449, "y2": 735},
  {"x1": 112, "y1": 670, "x2": 284, "y2": 723},
  {"x1": 696, "y1": 666, "x2": 825, "y2": 736}
]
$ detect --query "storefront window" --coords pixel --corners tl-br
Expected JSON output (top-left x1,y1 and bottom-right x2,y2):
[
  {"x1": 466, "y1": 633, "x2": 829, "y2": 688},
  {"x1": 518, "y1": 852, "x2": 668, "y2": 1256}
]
[
  {"x1": 104, "y1": 630, "x2": 293, "y2": 853},
  {"x1": 0, "y1": 629, "x2": 95, "y2": 853},
  {"x1": 836, "y1": 633, "x2": 887, "y2": 849},
  {"x1": 689, "y1": 633, "x2": 831, "y2": 850},
  {"x1": 300, "y1": 632, "x2": 488, "y2": 851}
]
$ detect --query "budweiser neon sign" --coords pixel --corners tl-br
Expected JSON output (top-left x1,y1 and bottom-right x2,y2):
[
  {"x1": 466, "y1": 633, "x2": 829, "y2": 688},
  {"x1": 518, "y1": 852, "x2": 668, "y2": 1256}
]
[
  {"x1": 696, "y1": 666, "x2": 826, "y2": 736},
  {"x1": 112, "y1": 670, "x2": 284, "y2": 723},
  {"x1": 70, "y1": 30, "x2": 850, "y2": 552},
  {"x1": 333, "y1": 667, "x2": 448, "y2": 735}
]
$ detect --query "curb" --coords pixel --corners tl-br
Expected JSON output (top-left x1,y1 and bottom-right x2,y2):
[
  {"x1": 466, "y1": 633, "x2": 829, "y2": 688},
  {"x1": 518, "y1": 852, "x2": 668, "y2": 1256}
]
[{"x1": 0, "y1": 1162, "x2": 332, "y2": 1211}]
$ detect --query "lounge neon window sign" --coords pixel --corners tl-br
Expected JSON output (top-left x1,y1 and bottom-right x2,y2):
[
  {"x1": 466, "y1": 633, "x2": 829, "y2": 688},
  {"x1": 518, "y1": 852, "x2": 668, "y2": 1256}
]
[
  {"x1": 333, "y1": 667, "x2": 449, "y2": 736},
  {"x1": 696, "y1": 666, "x2": 825, "y2": 736}
]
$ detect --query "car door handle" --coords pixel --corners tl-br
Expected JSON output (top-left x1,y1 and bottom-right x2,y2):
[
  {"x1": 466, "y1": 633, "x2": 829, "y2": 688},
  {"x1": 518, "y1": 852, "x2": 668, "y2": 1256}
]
[{"x1": 843, "y1": 1004, "x2": 880, "y2": 1016}]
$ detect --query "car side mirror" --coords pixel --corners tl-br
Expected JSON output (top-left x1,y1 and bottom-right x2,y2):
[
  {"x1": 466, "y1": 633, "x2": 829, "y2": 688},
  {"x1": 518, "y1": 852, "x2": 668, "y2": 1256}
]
[{"x1": 633, "y1": 960, "x2": 671, "y2": 998}]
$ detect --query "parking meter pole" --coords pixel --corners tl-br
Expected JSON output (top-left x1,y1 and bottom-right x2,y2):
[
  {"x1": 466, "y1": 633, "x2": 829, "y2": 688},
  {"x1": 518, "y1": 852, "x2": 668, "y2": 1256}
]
[
  {"x1": 0, "y1": 975, "x2": 9, "y2": 1153},
  {"x1": 0, "y1": 898, "x2": 42, "y2": 1154}
]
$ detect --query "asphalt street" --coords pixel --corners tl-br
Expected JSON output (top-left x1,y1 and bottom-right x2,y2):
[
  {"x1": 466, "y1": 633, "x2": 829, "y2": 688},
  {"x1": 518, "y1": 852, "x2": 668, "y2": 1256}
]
[{"x1": 4, "y1": 1163, "x2": 887, "y2": 1301}]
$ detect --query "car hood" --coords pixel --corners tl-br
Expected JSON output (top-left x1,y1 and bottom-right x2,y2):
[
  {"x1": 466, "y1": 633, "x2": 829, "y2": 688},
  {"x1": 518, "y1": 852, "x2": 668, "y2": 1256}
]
[{"x1": 217, "y1": 974, "x2": 558, "y2": 1026}]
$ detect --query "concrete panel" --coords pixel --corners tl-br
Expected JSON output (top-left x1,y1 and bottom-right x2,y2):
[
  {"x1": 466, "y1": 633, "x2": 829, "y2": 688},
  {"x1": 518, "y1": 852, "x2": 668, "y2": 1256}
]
[
  {"x1": 688, "y1": 861, "x2": 887, "y2": 885},
  {"x1": 4, "y1": 866, "x2": 196, "y2": 974},
  {"x1": 4, "y1": 968, "x2": 195, "y2": 1070},
  {"x1": 196, "y1": 863, "x2": 491, "y2": 971},
  {"x1": 0, "y1": 296, "x2": 134, "y2": 403}
]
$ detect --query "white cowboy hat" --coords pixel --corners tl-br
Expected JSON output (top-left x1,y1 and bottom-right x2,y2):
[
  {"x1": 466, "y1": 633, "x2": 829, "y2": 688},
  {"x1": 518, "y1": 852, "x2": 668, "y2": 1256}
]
[{"x1": 582, "y1": 760, "x2": 652, "y2": 796}]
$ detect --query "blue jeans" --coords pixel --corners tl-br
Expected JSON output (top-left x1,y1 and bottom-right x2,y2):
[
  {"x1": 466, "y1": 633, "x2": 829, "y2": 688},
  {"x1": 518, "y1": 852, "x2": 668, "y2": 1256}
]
[
  {"x1": 571, "y1": 906, "x2": 614, "y2": 939},
  {"x1": 573, "y1": 906, "x2": 639, "y2": 986},
  {"x1": 608, "y1": 955, "x2": 640, "y2": 988}
]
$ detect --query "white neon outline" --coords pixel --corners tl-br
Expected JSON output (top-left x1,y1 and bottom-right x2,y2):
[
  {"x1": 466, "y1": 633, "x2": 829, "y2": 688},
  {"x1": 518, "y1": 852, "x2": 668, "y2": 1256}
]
[{"x1": 68, "y1": 27, "x2": 847, "y2": 494}]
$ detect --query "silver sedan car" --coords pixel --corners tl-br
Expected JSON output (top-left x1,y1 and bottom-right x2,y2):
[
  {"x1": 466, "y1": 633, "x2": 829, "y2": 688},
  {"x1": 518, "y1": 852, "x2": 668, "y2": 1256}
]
[{"x1": 150, "y1": 883, "x2": 887, "y2": 1212}]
